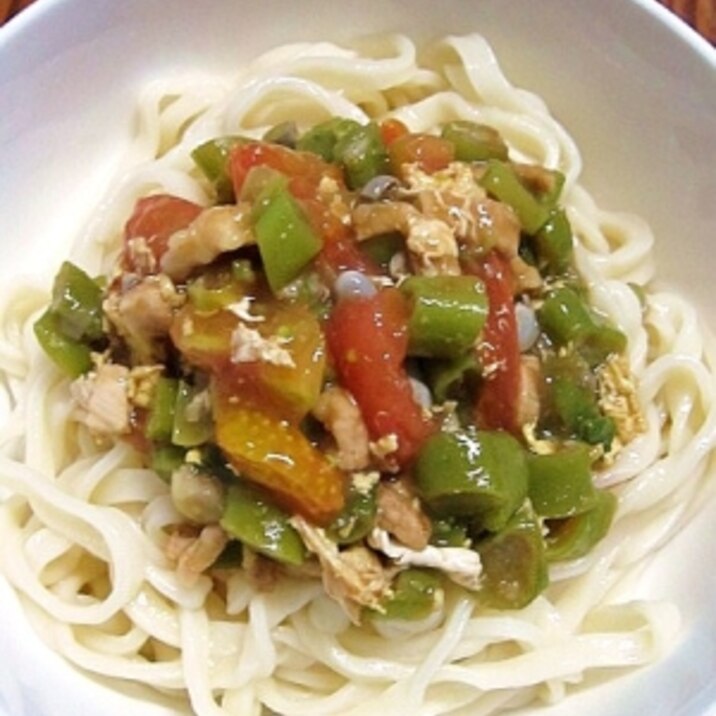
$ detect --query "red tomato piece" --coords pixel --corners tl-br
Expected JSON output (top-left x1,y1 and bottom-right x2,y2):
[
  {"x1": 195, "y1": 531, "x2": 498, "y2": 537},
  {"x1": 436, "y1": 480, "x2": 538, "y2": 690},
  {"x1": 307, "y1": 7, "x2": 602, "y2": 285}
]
[
  {"x1": 124, "y1": 194, "x2": 203, "y2": 271},
  {"x1": 379, "y1": 118, "x2": 409, "y2": 146},
  {"x1": 388, "y1": 133, "x2": 455, "y2": 176},
  {"x1": 472, "y1": 252, "x2": 521, "y2": 434},
  {"x1": 325, "y1": 289, "x2": 433, "y2": 466},
  {"x1": 228, "y1": 142, "x2": 342, "y2": 199}
]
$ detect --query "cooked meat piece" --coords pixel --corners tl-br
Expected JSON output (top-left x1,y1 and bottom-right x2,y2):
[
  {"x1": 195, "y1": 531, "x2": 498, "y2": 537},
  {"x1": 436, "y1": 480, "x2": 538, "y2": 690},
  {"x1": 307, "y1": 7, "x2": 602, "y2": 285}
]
[
  {"x1": 104, "y1": 274, "x2": 183, "y2": 364},
  {"x1": 242, "y1": 549, "x2": 281, "y2": 592},
  {"x1": 290, "y1": 515, "x2": 393, "y2": 623},
  {"x1": 312, "y1": 386, "x2": 371, "y2": 471},
  {"x1": 70, "y1": 362, "x2": 131, "y2": 436},
  {"x1": 161, "y1": 204, "x2": 255, "y2": 281},
  {"x1": 175, "y1": 524, "x2": 229, "y2": 587},
  {"x1": 376, "y1": 478, "x2": 431, "y2": 551},
  {"x1": 405, "y1": 215, "x2": 461, "y2": 276},
  {"x1": 352, "y1": 201, "x2": 416, "y2": 241}
]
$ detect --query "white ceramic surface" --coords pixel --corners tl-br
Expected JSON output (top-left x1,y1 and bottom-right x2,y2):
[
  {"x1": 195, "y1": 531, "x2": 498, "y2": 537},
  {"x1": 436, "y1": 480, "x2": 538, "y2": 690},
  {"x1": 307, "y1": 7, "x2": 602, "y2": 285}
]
[{"x1": 0, "y1": 1, "x2": 714, "y2": 715}]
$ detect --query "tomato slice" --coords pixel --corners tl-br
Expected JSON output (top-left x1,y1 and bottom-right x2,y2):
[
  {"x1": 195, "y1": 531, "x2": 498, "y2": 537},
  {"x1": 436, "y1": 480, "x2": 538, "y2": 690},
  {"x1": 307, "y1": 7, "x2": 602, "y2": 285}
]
[
  {"x1": 471, "y1": 252, "x2": 521, "y2": 433},
  {"x1": 228, "y1": 142, "x2": 343, "y2": 200},
  {"x1": 388, "y1": 133, "x2": 455, "y2": 176},
  {"x1": 214, "y1": 385, "x2": 345, "y2": 525},
  {"x1": 124, "y1": 194, "x2": 203, "y2": 271},
  {"x1": 326, "y1": 289, "x2": 434, "y2": 466},
  {"x1": 379, "y1": 118, "x2": 409, "y2": 146}
]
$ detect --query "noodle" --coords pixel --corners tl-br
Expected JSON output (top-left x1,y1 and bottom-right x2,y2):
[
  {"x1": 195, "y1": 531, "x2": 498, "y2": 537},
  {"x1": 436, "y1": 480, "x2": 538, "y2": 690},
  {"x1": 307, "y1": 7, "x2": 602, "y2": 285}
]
[{"x1": 1, "y1": 32, "x2": 715, "y2": 716}]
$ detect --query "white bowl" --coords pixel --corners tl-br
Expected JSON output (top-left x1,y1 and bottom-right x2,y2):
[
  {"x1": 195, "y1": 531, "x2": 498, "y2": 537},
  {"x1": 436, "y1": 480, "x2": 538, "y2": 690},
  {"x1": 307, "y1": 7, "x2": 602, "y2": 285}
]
[{"x1": 0, "y1": 1, "x2": 714, "y2": 715}]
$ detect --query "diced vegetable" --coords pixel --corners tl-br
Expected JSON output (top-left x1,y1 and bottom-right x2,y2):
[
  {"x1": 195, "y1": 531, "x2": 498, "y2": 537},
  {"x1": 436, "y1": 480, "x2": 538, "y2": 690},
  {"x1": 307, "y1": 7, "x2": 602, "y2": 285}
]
[
  {"x1": 533, "y1": 209, "x2": 573, "y2": 275},
  {"x1": 124, "y1": 194, "x2": 203, "y2": 268},
  {"x1": 427, "y1": 352, "x2": 480, "y2": 404},
  {"x1": 326, "y1": 480, "x2": 378, "y2": 545},
  {"x1": 262, "y1": 121, "x2": 299, "y2": 148},
  {"x1": 332, "y1": 121, "x2": 389, "y2": 190},
  {"x1": 34, "y1": 261, "x2": 105, "y2": 377},
  {"x1": 252, "y1": 185, "x2": 323, "y2": 293},
  {"x1": 325, "y1": 289, "x2": 434, "y2": 466},
  {"x1": 441, "y1": 120, "x2": 508, "y2": 162},
  {"x1": 213, "y1": 387, "x2": 345, "y2": 525},
  {"x1": 429, "y1": 516, "x2": 471, "y2": 548},
  {"x1": 221, "y1": 482, "x2": 306, "y2": 566},
  {"x1": 400, "y1": 275, "x2": 489, "y2": 359},
  {"x1": 477, "y1": 502, "x2": 549, "y2": 609},
  {"x1": 545, "y1": 489, "x2": 617, "y2": 562},
  {"x1": 478, "y1": 159, "x2": 550, "y2": 234},
  {"x1": 551, "y1": 377, "x2": 616, "y2": 449},
  {"x1": 538, "y1": 286, "x2": 627, "y2": 366},
  {"x1": 388, "y1": 133, "x2": 455, "y2": 175},
  {"x1": 471, "y1": 253, "x2": 521, "y2": 433},
  {"x1": 150, "y1": 444, "x2": 185, "y2": 482},
  {"x1": 527, "y1": 444, "x2": 598, "y2": 518},
  {"x1": 297, "y1": 118, "x2": 362, "y2": 162},
  {"x1": 415, "y1": 429, "x2": 528, "y2": 533},
  {"x1": 145, "y1": 377, "x2": 178, "y2": 442},
  {"x1": 372, "y1": 569, "x2": 443, "y2": 621},
  {"x1": 172, "y1": 381, "x2": 213, "y2": 447},
  {"x1": 191, "y1": 136, "x2": 246, "y2": 203}
]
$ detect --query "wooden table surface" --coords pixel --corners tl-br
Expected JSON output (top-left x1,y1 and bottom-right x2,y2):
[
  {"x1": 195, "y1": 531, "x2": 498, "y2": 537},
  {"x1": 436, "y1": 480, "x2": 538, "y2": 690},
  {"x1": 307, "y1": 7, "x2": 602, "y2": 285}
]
[{"x1": 1, "y1": 0, "x2": 714, "y2": 43}]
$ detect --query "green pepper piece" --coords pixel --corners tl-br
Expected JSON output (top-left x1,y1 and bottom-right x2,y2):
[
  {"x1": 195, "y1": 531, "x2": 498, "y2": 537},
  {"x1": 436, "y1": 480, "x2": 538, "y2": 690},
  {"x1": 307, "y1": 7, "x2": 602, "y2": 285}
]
[
  {"x1": 262, "y1": 121, "x2": 299, "y2": 148},
  {"x1": 441, "y1": 120, "x2": 508, "y2": 162},
  {"x1": 252, "y1": 186, "x2": 323, "y2": 293},
  {"x1": 478, "y1": 159, "x2": 551, "y2": 234},
  {"x1": 172, "y1": 381, "x2": 213, "y2": 448},
  {"x1": 359, "y1": 232, "x2": 404, "y2": 269},
  {"x1": 538, "y1": 287, "x2": 627, "y2": 366},
  {"x1": 297, "y1": 118, "x2": 362, "y2": 162},
  {"x1": 551, "y1": 378, "x2": 616, "y2": 449},
  {"x1": 326, "y1": 481, "x2": 377, "y2": 545},
  {"x1": 213, "y1": 540, "x2": 244, "y2": 569},
  {"x1": 34, "y1": 310, "x2": 93, "y2": 377},
  {"x1": 372, "y1": 569, "x2": 443, "y2": 621},
  {"x1": 527, "y1": 444, "x2": 598, "y2": 518},
  {"x1": 187, "y1": 260, "x2": 256, "y2": 312},
  {"x1": 534, "y1": 209, "x2": 573, "y2": 275},
  {"x1": 50, "y1": 261, "x2": 104, "y2": 342},
  {"x1": 426, "y1": 352, "x2": 481, "y2": 404},
  {"x1": 333, "y1": 121, "x2": 389, "y2": 190},
  {"x1": 545, "y1": 489, "x2": 616, "y2": 562},
  {"x1": 149, "y1": 444, "x2": 186, "y2": 482},
  {"x1": 220, "y1": 483, "x2": 306, "y2": 566},
  {"x1": 191, "y1": 135, "x2": 246, "y2": 203},
  {"x1": 400, "y1": 276, "x2": 488, "y2": 359},
  {"x1": 146, "y1": 377, "x2": 179, "y2": 443},
  {"x1": 477, "y1": 501, "x2": 549, "y2": 609},
  {"x1": 430, "y1": 516, "x2": 471, "y2": 548},
  {"x1": 415, "y1": 430, "x2": 528, "y2": 532}
]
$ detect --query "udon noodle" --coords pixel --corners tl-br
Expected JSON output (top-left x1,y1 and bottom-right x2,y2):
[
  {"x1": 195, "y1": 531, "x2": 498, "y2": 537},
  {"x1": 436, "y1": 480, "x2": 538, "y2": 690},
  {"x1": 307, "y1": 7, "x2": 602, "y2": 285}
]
[{"x1": 1, "y1": 33, "x2": 715, "y2": 716}]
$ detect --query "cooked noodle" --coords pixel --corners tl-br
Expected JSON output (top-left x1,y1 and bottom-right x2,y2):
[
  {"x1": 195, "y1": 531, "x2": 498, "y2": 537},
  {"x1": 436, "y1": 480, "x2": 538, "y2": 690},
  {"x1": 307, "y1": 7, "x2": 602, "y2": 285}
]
[{"x1": 1, "y1": 33, "x2": 715, "y2": 716}]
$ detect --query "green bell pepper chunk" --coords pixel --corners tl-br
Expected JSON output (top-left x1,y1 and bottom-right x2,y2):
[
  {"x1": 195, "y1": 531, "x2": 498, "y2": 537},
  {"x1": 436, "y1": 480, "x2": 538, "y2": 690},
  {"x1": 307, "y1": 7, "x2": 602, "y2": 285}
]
[
  {"x1": 297, "y1": 118, "x2": 362, "y2": 162},
  {"x1": 400, "y1": 276, "x2": 488, "y2": 359},
  {"x1": 415, "y1": 430, "x2": 528, "y2": 533},
  {"x1": 146, "y1": 377, "x2": 179, "y2": 443},
  {"x1": 172, "y1": 381, "x2": 213, "y2": 448},
  {"x1": 332, "y1": 121, "x2": 389, "y2": 190},
  {"x1": 545, "y1": 489, "x2": 616, "y2": 562},
  {"x1": 326, "y1": 481, "x2": 377, "y2": 545},
  {"x1": 478, "y1": 159, "x2": 551, "y2": 234},
  {"x1": 34, "y1": 310, "x2": 93, "y2": 377},
  {"x1": 220, "y1": 483, "x2": 306, "y2": 566},
  {"x1": 538, "y1": 287, "x2": 627, "y2": 366},
  {"x1": 252, "y1": 185, "x2": 323, "y2": 293},
  {"x1": 441, "y1": 120, "x2": 509, "y2": 162},
  {"x1": 49, "y1": 261, "x2": 104, "y2": 342},
  {"x1": 426, "y1": 352, "x2": 481, "y2": 404},
  {"x1": 372, "y1": 569, "x2": 443, "y2": 621},
  {"x1": 527, "y1": 444, "x2": 598, "y2": 518},
  {"x1": 149, "y1": 444, "x2": 186, "y2": 482},
  {"x1": 476, "y1": 501, "x2": 549, "y2": 609},
  {"x1": 359, "y1": 232, "x2": 404, "y2": 269},
  {"x1": 262, "y1": 121, "x2": 299, "y2": 148},
  {"x1": 534, "y1": 209, "x2": 573, "y2": 275},
  {"x1": 552, "y1": 378, "x2": 616, "y2": 449},
  {"x1": 430, "y1": 516, "x2": 471, "y2": 548},
  {"x1": 191, "y1": 135, "x2": 246, "y2": 203}
]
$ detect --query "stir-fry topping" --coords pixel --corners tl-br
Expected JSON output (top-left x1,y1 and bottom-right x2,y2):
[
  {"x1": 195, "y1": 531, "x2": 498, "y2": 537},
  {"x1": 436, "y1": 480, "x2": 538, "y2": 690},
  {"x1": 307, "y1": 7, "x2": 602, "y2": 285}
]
[{"x1": 35, "y1": 116, "x2": 644, "y2": 619}]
